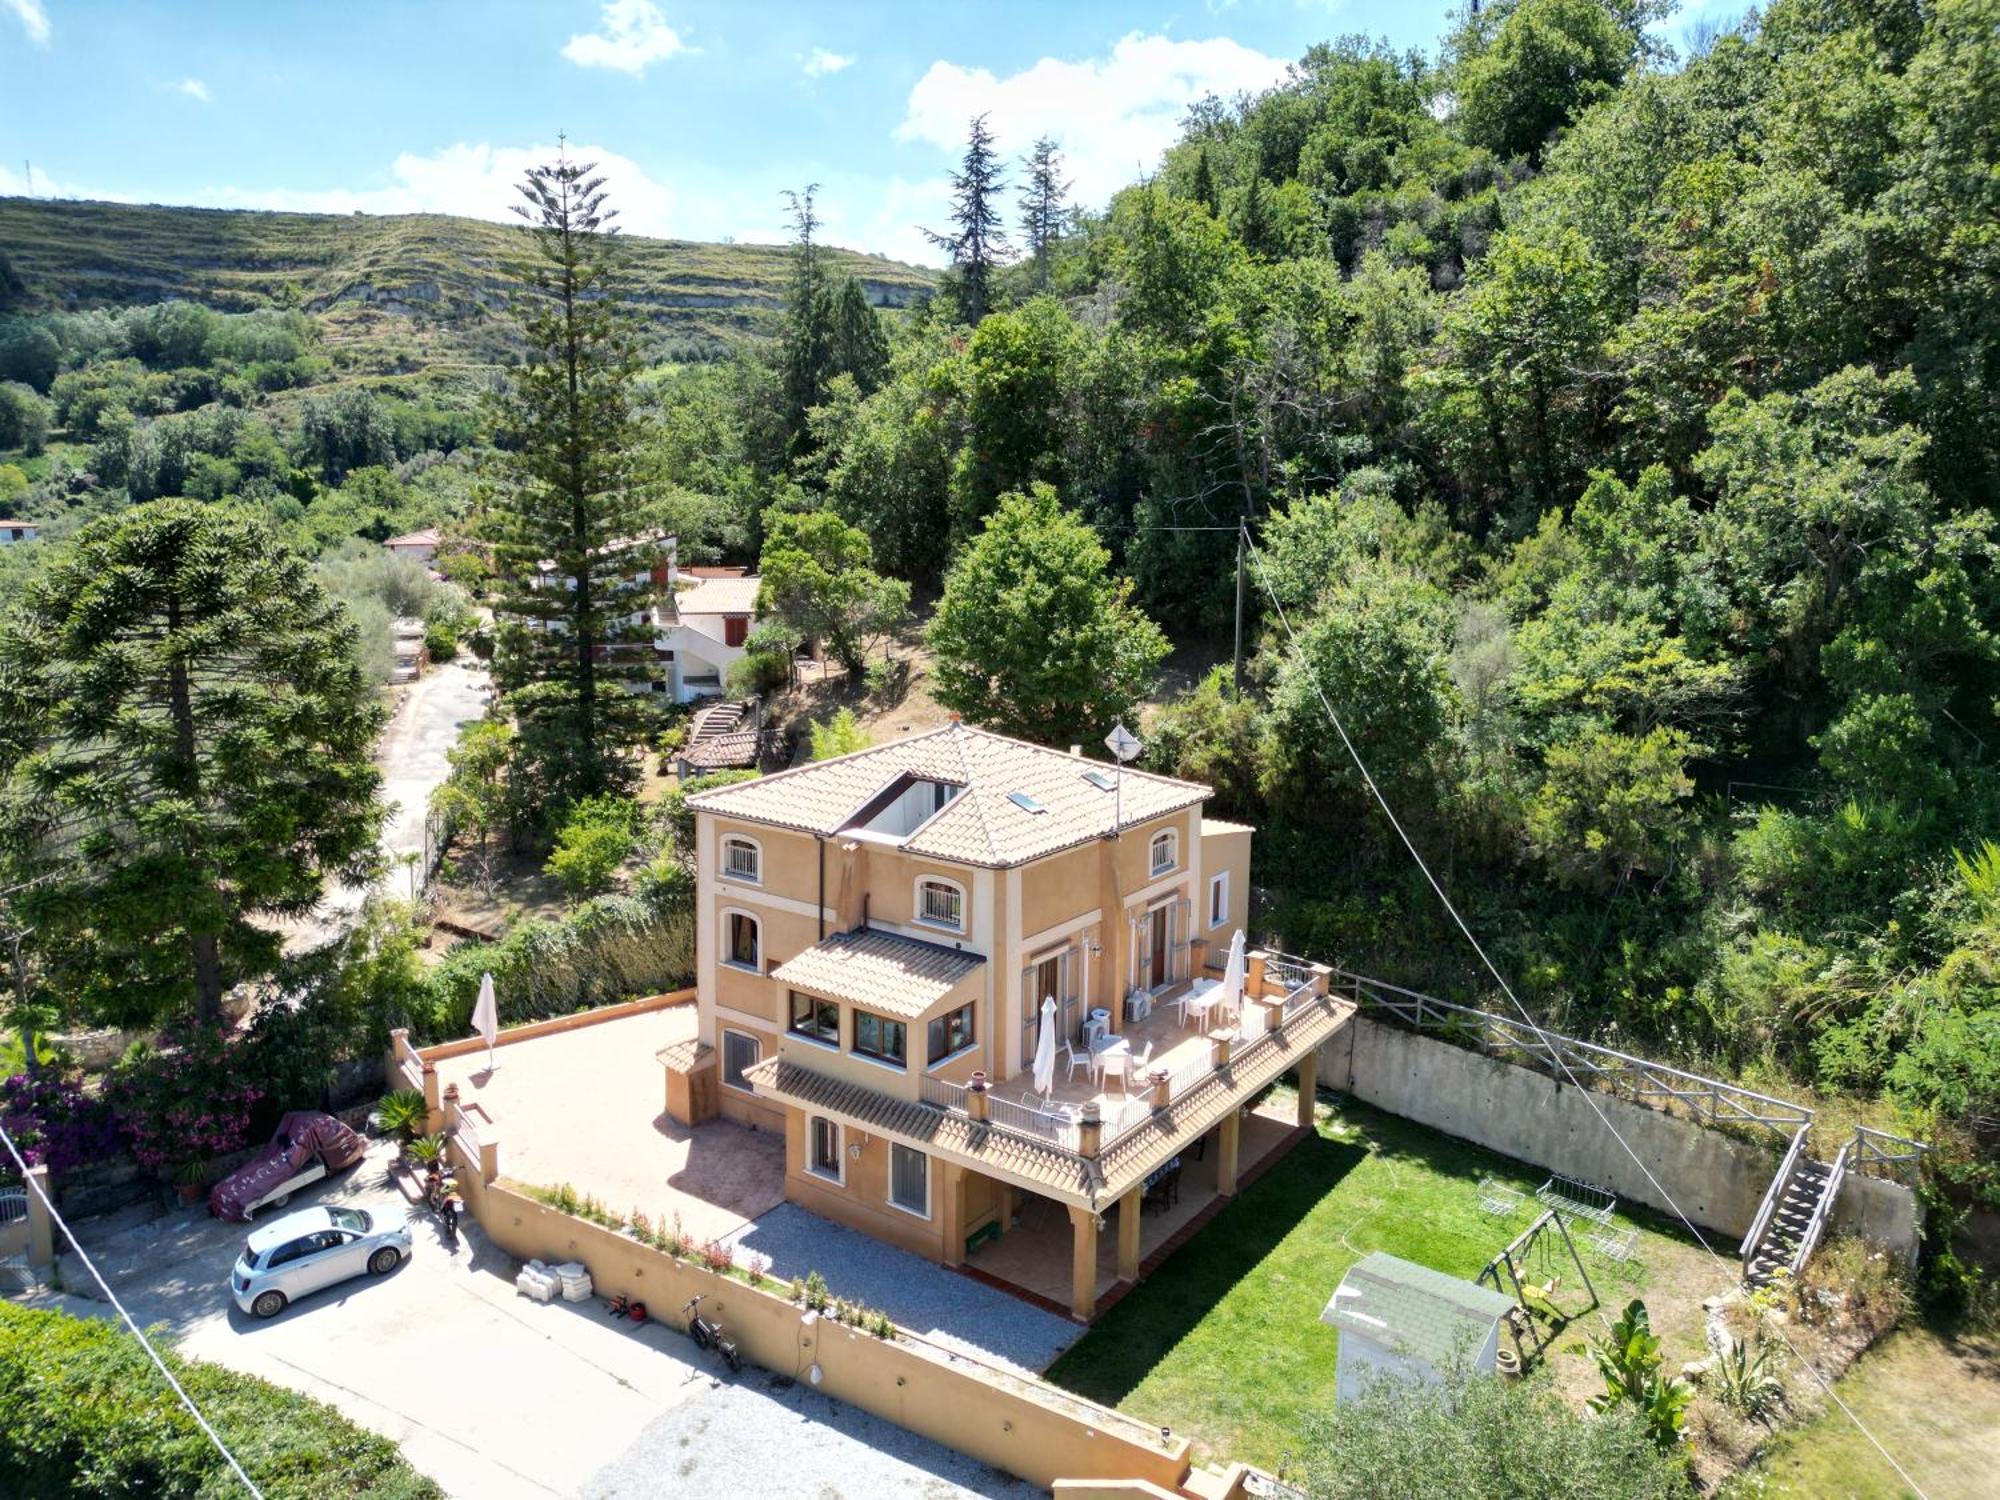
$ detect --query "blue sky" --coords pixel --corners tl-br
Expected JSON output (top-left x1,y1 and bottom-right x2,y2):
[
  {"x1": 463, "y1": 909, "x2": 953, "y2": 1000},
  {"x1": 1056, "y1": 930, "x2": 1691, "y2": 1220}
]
[{"x1": 0, "y1": 1, "x2": 1735, "y2": 264}]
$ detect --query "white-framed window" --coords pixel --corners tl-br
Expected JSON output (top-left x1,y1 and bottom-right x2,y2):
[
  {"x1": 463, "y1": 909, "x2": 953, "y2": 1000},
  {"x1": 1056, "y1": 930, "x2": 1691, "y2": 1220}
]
[
  {"x1": 722, "y1": 909, "x2": 761, "y2": 971},
  {"x1": 721, "y1": 835, "x2": 761, "y2": 884},
  {"x1": 721, "y1": 1029, "x2": 759, "y2": 1092},
  {"x1": 915, "y1": 876, "x2": 965, "y2": 933},
  {"x1": 1209, "y1": 871, "x2": 1230, "y2": 930},
  {"x1": 808, "y1": 1116, "x2": 843, "y2": 1183},
  {"x1": 888, "y1": 1142, "x2": 929, "y2": 1218},
  {"x1": 1150, "y1": 829, "x2": 1178, "y2": 876}
]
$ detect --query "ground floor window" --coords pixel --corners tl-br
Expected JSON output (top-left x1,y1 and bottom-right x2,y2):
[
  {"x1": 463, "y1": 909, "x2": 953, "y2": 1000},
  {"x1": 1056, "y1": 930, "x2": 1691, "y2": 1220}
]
[
  {"x1": 721, "y1": 1029, "x2": 758, "y2": 1092},
  {"x1": 809, "y1": 1116, "x2": 842, "y2": 1182},
  {"x1": 927, "y1": 1002, "x2": 975, "y2": 1064},
  {"x1": 790, "y1": 990, "x2": 839, "y2": 1045},
  {"x1": 888, "y1": 1143, "x2": 928, "y2": 1217},
  {"x1": 853, "y1": 1010, "x2": 907, "y2": 1068}
]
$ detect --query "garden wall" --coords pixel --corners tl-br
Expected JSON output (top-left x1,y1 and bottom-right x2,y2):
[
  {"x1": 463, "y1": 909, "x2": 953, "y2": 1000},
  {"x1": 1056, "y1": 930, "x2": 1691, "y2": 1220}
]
[
  {"x1": 460, "y1": 1175, "x2": 1194, "y2": 1496},
  {"x1": 1329, "y1": 1017, "x2": 1919, "y2": 1257}
]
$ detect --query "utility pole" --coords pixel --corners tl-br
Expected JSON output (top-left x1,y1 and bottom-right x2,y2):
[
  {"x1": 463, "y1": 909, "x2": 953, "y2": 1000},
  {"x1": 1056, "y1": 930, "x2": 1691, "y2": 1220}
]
[{"x1": 1233, "y1": 520, "x2": 1247, "y2": 698}]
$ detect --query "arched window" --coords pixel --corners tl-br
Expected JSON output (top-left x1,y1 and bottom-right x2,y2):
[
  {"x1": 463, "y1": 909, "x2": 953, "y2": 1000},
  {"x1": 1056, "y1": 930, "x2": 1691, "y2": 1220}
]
[
  {"x1": 915, "y1": 876, "x2": 965, "y2": 932},
  {"x1": 722, "y1": 909, "x2": 761, "y2": 971},
  {"x1": 721, "y1": 834, "x2": 761, "y2": 884},
  {"x1": 1150, "y1": 829, "x2": 1178, "y2": 876}
]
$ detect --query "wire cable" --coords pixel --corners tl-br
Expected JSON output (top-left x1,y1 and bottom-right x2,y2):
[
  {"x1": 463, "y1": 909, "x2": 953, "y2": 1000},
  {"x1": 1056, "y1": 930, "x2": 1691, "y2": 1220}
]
[
  {"x1": 1239, "y1": 525, "x2": 1933, "y2": 1499},
  {"x1": 0, "y1": 1124, "x2": 266, "y2": 1499}
]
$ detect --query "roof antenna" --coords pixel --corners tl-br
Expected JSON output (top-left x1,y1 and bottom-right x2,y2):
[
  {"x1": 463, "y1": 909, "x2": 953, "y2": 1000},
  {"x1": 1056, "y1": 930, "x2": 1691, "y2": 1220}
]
[{"x1": 1104, "y1": 721, "x2": 1142, "y2": 834}]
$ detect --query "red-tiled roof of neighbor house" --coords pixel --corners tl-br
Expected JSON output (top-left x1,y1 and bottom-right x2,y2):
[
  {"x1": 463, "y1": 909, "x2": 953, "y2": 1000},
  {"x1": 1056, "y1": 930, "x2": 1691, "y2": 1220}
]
[
  {"x1": 0, "y1": 519, "x2": 39, "y2": 528},
  {"x1": 681, "y1": 729, "x2": 768, "y2": 771},
  {"x1": 674, "y1": 575, "x2": 762, "y2": 615},
  {"x1": 686, "y1": 720, "x2": 1212, "y2": 869},
  {"x1": 771, "y1": 929, "x2": 985, "y2": 1019},
  {"x1": 679, "y1": 565, "x2": 750, "y2": 578},
  {"x1": 383, "y1": 527, "x2": 441, "y2": 547}
]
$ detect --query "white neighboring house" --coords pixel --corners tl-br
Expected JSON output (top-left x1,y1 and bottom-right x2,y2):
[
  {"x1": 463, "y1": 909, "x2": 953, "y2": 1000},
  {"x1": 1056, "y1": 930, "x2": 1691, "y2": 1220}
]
[
  {"x1": 655, "y1": 570, "x2": 761, "y2": 703},
  {"x1": 1320, "y1": 1251, "x2": 1516, "y2": 1402},
  {"x1": 382, "y1": 527, "x2": 440, "y2": 565},
  {"x1": 0, "y1": 520, "x2": 40, "y2": 545}
]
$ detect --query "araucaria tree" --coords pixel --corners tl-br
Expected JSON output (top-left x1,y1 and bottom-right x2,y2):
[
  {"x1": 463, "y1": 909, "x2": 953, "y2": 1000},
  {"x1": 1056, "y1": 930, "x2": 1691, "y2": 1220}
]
[
  {"x1": 928, "y1": 485, "x2": 1169, "y2": 744},
  {"x1": 926, "y1": 114, "x2": 1011, "y2": 324},
  {"x1": 1019, "y1": 136, "x2": 1071, "y2": 288},
  {"x1": 0, "y1": 501, "x2": 385, "y2": 1026},
  {"x1": 487, "y1": 151, "x2": 663, "y2": 807}
]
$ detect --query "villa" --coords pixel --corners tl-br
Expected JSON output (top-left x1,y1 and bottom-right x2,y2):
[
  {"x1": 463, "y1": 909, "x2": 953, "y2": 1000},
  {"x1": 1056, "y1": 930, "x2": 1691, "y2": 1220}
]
[{"x1": 664, "y1": 718, "x2": 1351, "y2": 1318}]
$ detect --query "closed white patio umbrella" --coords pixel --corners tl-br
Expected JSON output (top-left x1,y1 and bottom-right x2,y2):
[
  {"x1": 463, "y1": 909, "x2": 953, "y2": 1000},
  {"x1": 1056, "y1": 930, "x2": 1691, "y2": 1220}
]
[
  {"x1": 472, "y1": 970, "x2": 499, "y2": 1074},
  {"x1": 1032, "y1": 995, "x2": 1058, "y2": 1100},
  {"x1": 1220, "y1": 930, "x2": 1247, "y2": 1025}
]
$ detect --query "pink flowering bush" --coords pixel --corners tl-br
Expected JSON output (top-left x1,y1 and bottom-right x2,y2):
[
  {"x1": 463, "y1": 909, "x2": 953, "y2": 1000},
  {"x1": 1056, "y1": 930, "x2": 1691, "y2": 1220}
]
[
  {"x1": 0, "y1": 1069, "x2": 123, "y2": 1175},
  {"x1": 105, "y1": 1022, "x2": 263, "y2": 1177}
]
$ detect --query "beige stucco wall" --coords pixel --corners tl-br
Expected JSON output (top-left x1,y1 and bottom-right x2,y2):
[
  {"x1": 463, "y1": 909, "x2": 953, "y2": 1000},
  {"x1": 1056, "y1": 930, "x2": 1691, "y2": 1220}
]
[
  {"x1": 781, "y1": 1106, "x2": 951, "y2": 1261},
  {"x1": 466, "y1": 1178, "x2": 1193, "y2": 1493}
]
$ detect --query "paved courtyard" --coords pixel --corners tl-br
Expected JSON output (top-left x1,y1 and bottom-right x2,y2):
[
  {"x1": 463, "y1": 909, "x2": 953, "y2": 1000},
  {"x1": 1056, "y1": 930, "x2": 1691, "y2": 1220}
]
[
  {"x1": 35, "y1": 1140, "x2": 1038, "y2": 1499},
  {"x1": 432, "y1": 1003, "x2": 787, "y2": 1245}
]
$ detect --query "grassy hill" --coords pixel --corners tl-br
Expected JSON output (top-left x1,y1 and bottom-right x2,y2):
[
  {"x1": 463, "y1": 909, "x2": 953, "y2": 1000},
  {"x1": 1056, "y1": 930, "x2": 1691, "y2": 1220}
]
[{"x1": 0, "y1": 196, "x2": 935, "y2": 372}]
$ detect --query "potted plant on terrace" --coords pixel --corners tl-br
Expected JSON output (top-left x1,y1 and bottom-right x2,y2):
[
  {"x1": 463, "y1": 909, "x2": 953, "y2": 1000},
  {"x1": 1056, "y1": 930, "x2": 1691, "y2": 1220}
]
[{"x1": 173, "y1": 1160, "x2": 207, "y2": 1206}]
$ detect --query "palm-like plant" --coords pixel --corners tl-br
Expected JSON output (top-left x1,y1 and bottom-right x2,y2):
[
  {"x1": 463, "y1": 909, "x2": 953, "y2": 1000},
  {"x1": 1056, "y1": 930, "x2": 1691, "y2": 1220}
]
[
  {"x1": 404, "y1": 1133, "x2": 445, "y2": 1168},
  {"x1": 1714, "y1": 1335, "x2": 1785, "y2": 1420},
  {"x1": 375, "y1": 1089, "x2": 427, "y2": 1140},
  {"x1": 1588, "y1": 1299, "x2": 1692, "y2": 1450}
]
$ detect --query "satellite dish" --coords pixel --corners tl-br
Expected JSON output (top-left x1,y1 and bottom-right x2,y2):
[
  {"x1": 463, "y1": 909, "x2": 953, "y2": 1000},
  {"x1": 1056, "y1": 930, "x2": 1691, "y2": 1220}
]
[{"x1": 1104, "y1": 721, "x2": 1142, "y2": 764}]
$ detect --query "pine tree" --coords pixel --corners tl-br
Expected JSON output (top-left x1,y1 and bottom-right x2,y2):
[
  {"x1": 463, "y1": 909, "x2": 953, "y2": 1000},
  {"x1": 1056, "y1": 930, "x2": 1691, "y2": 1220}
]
[
  {"x1": 779, "y1": 183, "x2": 835, "y2": 449},
  {"x1": 1240, "y1": 169, "x2": 1272, "y2": 257},
  {"x1": 487, "y1": 149, "x2": 661, "y2": 810},
  {"x1": 925, "y1": 114, "x2": 1011, "y2": 324},
  {"x1": 1018, "y1": 136, "x2": 1071, "y2": 290},
  {"x1": 829, "y1": 276, "x2": 890, "y2": 395},
  {"x1": 1190, "y1": 147, "x2": 1219, "y2": 217},
  {"x1": 0, "y1": 501, "x2": 385, "y2": 1026}
]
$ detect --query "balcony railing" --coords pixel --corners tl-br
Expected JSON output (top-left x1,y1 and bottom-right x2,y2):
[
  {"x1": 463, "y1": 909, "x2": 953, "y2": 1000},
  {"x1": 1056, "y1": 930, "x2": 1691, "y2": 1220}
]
[{"x1": 984, "y1": 1095, "x2": 1081, "y2": 1152}]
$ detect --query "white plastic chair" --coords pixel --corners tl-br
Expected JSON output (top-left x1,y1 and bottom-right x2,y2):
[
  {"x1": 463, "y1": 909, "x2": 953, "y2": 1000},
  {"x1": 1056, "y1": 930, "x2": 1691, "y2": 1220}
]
[{"x1": 1060, "y1": 1040, "x2": 1090, "y2": 1082}]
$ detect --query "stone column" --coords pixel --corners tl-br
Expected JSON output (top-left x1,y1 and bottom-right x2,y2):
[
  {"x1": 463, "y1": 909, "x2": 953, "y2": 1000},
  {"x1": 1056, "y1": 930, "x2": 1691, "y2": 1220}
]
[
  {"x1": 995, "y1": 1181, "x2": 1019, "y2": 1233},
  {"x1": 24, "y1": 1165, "x2": 53, "y2": 1268},
  {"x1": 967, "y1": 1072, "x2": 990, "y2": 1122},
  {"x1": 1295, "y1": 1047, "x2": 1320, "y2": 1129},
  {"x1": 1217, "y1": 1112, "x2": 1241, "y2": 1197},
  {"x1": 1117, "y1": 1185, "x2": 1143, "y2": 1282},
  {"x1": 940, "y1": 1162, "x2": 967, "y2": 1266},
  {"x1": 1068, "y1": 1202, "x2": 1100, "y2": 1321}
]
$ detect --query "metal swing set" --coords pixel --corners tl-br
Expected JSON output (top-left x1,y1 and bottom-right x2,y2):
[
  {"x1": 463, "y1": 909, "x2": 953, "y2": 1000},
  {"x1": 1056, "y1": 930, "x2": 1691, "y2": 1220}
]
[{"x1": 1476, "y1": 1208, "x2": 1600, "y2": 1368}]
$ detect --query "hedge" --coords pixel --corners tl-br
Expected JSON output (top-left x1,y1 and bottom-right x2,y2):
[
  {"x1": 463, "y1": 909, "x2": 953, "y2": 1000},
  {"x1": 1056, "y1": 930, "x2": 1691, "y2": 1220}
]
[{"x1": 0, "y1": 1302, "x2": 441, "y2": 1497}]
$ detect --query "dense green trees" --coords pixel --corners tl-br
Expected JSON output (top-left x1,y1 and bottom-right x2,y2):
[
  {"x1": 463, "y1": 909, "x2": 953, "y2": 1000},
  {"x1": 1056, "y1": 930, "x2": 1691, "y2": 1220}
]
[
  {"x1": 756, "y1": 511, "x2": 907, "y2": 676},
  {"x1": 486, "y1": 151, "x2": 664, "y2": 806},
  {"x1": 0, "y1": 502, "x2": 384, "y2": 1025}
]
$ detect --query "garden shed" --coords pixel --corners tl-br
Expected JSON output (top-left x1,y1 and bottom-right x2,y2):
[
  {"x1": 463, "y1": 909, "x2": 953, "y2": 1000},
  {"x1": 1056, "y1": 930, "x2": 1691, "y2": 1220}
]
[{"x1": 1320, "y1": 1251, "x2": 1517, "y2": 1401}]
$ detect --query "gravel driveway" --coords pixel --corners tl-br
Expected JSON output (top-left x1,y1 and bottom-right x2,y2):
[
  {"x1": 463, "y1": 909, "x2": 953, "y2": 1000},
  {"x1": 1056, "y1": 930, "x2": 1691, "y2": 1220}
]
[
  {"x1": 38, "y1": 1141, "x2": 1046, "y2": 1499},
  {"x1": 725, "y1": 1204, "x2": 1083, "y2": 1374}
]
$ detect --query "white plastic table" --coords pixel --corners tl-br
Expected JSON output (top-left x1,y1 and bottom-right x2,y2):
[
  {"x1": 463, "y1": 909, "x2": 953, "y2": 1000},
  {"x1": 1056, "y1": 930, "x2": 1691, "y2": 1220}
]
[
  {"x1": 1092, "y1": 1035, "x2": 1132, "y2": 1091},
  {"x1": 1181, "y1": 977, "x2": 1224, "y2": 1029}
]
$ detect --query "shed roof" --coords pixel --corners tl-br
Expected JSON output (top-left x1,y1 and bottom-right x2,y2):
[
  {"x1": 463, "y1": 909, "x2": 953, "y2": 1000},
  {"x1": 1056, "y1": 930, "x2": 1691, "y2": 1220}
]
[
  {"x1": 688, "y1": 721, "x2": 1210, "y2": 869},
  {"x1": 1320, "y1": 1252, "x2": 1515, "y2": 1369},
  {"x1": 770, "y1": 928, "x2": 983, "y2": 1019}
]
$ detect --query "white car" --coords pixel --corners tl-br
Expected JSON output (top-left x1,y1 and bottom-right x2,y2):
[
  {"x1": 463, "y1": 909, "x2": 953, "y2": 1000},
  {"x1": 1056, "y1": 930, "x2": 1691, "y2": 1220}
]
[{"x1": 230, "y1": 1204, "x2": 411, "y2": 1319}]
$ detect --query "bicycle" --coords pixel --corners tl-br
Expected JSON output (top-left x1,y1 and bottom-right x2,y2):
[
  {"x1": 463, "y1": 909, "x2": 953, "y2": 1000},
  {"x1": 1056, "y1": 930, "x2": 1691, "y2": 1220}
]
[{"x1": 682, "y1": 1294, "x2": 741, "y2": 1373}]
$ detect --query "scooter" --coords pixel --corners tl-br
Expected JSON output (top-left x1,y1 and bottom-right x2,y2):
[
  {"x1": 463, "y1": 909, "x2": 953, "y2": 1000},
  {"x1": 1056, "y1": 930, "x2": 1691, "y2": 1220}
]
[{"x1": 682, "y1": 1294, "x2": 741, "y2": 1373}]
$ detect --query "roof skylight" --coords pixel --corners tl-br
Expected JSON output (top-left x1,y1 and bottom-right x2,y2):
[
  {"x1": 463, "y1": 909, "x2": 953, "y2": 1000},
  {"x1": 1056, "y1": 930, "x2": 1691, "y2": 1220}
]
[{"x1": 1006, "y1": 791, "x2": 1046, "y2": 814}]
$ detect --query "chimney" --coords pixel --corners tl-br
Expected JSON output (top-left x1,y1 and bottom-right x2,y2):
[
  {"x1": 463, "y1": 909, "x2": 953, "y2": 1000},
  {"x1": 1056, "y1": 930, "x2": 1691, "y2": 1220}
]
[
  {"x1": 1076, "y1": 1101, "x2": 1102, "y2": 1160},
  {"x1": 1070, "y1": 745, "x2": 1082, "y2": 757}
]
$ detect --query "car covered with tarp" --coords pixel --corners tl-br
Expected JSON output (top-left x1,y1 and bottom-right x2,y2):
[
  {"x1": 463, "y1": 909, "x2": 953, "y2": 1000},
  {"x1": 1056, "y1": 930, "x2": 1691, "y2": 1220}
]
[{"x1": 208, "y1": 1111, "x2": 367, "y2": 1223}]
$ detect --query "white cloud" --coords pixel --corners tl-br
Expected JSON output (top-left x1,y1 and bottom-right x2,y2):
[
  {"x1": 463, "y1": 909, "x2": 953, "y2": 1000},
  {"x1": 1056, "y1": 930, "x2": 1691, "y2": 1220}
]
[
  {"x1": 561, "y1": 0, "x2": 689, "y2": 76},
  {"x1": 175, "y1": 78, "x2": 212, "y2": 103},
  {"x1": 0, "y1": 162, "x2": 108, "y2": 200},
  {"x1": 897, "y1": 32, "x2": 1288, "y2": 214},
  {"x1": 3, "y1": 0, "x2": 50, "y2": 46},
  {"x1": 210, "y1": 142, "x2": 677, "y2": 237},
  {"x1": 801, "y1": 47, "x2": 854, "y2": 78}
]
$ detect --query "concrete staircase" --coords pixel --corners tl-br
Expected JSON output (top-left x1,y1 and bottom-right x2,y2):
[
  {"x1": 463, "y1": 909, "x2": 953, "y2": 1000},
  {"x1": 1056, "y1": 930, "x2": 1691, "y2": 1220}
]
[{"x1": 1743, "y1": 1150, "x2": 1838, "y2": 1288}]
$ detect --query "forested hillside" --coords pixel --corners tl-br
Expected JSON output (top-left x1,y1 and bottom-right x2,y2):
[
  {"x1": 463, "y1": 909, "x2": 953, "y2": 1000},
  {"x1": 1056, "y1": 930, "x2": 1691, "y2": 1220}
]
[
  {"x1": 0, "y1": 197, "x2": 931, "y2": 369},
  {"x1": 0, "y1": 0, "x2": 1993, "y2": 1217}
]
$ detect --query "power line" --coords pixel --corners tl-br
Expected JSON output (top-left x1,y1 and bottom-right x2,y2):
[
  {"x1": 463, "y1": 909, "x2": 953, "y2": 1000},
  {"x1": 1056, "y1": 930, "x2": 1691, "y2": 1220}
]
[
  {"x1": 1239, "y1": 525, "x2": 1933, "y2": 1500},
  {"x1": 0, "y1": 1124, "x2": 266, "y2": 1499}
]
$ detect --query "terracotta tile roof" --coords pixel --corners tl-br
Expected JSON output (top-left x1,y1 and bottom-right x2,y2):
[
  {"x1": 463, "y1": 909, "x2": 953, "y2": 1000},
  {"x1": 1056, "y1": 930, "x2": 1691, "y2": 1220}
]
[
  {"x1": 1201, "y1": 817, "x2": 1256, "y2": 836},
  {"x1": 679, "y1": 565, "x2": 749, "y2": 579},
  {"x1": 742, "y1": 1055, "x2": 1095, "y2": 1197},
  {"x1": 681, "y1": 729, "x2": 768, "y2": 771},
  {"x1": 687, "y1": 722, "x2": 1210, "y2": 869},
  {"x1": 384, "y1": 527, "x2": 440, "y2": 547},
  {"x1": 770, "y1": 928, "x2": 984, "y2": 1019},
  {"x1": 675, "y1": 576, "x2": 762, "y2": 615},
  {"x1": 657, "y1": 1038, "x2": 712, "y2": 1073}
]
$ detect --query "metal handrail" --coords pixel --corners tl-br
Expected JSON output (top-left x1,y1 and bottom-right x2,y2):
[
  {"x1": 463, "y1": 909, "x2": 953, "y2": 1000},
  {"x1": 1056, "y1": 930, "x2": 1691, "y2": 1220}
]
[
  {"x1": 1790, "y1": 1142, "x2": 1849, "y2": 1280},
  {"x1": 1165, "y1": 1053, "x2": 1215, "y2": 1104},
  {"x1": 1741, "y1": 1123, "x2": 1811, "y2": 1268},
  {"x1": 1849, "y1": 1125, "x2": 1929, "y2": 1182},
  {"x1": 984, "y1": 1095, "x2": 1080, "y2": 1153},
  {"x1": 1338, "y1": 968, "x2": 1815, "y2": 1138},
  {"x1": 918, "y1": 1075, "x2": 969, "y2": 1112}
]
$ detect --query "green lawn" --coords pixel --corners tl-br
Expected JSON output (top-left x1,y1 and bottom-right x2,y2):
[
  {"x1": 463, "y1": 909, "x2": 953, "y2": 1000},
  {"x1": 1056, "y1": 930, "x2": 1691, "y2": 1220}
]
[{"x1": 1044, "y1": 1098, "x2": 1703, "y2": 1470}]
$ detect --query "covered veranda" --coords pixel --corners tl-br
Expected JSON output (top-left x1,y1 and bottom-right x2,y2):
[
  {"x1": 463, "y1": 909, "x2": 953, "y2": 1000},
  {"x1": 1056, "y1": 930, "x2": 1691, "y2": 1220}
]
[{"x1": 964, "y1": 1095, "x2": 1303, "y2": 1319}]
